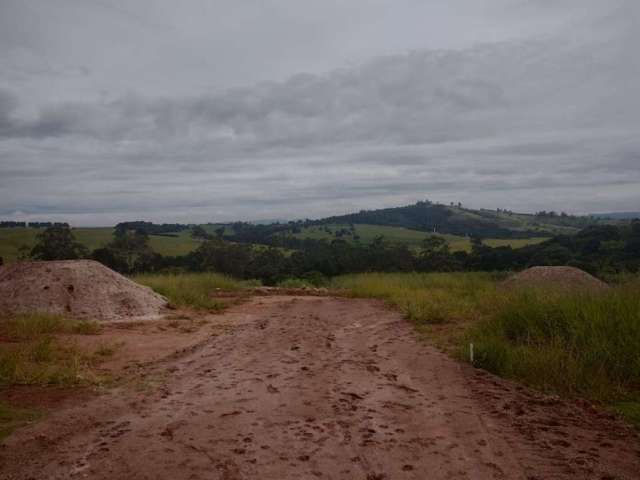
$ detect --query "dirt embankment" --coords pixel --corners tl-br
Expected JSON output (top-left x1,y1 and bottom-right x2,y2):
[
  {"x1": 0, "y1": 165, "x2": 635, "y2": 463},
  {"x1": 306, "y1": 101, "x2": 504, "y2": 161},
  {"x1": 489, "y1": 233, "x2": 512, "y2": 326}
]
[
  {"x1": 1, "y1": 296, "x2": 638, "y2": 479},
  {"x1": 0, "y1": 260, "x2": 167, "y2": 321},
  {"x1": 503, "y1": 266, "x2": 609, "y2": 291}
]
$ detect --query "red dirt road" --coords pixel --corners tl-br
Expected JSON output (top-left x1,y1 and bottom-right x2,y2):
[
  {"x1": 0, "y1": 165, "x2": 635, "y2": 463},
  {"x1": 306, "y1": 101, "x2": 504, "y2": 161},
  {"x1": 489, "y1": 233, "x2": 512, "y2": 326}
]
[{"x1": 1, "y1": 296, "x2": 639, "y2": 479}]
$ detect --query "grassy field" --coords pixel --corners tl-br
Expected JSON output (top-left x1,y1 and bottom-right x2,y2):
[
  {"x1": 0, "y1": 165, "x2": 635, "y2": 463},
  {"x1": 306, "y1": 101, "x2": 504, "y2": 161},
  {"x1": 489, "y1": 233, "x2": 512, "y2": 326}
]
[
  {"x1": 293, "y1": 223, "x2": 548, "y2": 252},
  {"x1": 334, "y1": 272, "x2": 640, "y2": 426},
  {"x1": 0, "y1": 227, "x2": 202, "y2": 263},
  {"x1": 134, "y1": 272, "x2": 258, "y2": 310}
]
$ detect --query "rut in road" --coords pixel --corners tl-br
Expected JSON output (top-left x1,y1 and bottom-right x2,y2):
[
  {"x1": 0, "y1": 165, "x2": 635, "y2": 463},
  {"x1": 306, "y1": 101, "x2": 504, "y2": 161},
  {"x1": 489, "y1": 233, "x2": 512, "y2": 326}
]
[{"x1": 1, "y1": 296, "x2": 639, "y2": 479}]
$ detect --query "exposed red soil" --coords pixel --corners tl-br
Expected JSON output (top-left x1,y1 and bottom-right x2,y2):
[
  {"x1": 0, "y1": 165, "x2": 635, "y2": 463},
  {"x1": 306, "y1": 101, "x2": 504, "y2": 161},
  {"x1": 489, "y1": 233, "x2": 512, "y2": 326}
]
[{"x1": 1, "y1": 296, "x2": 638, "y2": 479}]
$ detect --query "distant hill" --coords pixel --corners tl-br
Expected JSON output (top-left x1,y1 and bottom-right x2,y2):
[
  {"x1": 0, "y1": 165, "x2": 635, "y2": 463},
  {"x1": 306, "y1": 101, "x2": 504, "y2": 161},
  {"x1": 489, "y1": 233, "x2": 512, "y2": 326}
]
[
  {"x1": 308, "y1": 201, "x2": 602, "y2": 239},
  {"x1": 591, "y1": 212, "x2": 640, "y2": 220}
]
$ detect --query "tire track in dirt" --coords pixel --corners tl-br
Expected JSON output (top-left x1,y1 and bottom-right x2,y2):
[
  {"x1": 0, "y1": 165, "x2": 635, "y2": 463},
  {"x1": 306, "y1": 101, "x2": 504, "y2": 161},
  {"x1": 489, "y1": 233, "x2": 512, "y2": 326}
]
[{"x1": 1, "y1": 296, "x2": 639, "y2": 479}]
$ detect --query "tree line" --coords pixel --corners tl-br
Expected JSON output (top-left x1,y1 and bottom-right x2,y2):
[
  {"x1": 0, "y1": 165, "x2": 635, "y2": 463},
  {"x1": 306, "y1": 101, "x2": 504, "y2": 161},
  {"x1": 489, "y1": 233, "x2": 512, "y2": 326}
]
[{"x1": 12, "y1": 221, "x2": 640, "y2": 284}]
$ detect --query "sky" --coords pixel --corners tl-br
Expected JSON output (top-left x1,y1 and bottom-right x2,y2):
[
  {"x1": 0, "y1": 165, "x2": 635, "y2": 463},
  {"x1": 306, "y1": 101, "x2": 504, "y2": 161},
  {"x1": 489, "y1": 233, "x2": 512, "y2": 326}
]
[{"x1": 0, "y1": 0, "x2": 639, "y2": 225}]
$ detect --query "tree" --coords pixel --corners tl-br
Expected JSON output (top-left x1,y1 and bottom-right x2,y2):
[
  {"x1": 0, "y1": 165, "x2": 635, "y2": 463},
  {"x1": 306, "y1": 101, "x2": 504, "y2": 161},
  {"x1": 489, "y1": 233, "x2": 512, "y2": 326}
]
[
  {"x1": 95, "y1": 229, "x2": 155, "y2": 273},
  {"x1": 191, "y1": 225, "x2": 210, "y2": 240},
  {"x1": 29, "y1": 225, "x2": 88, "y2": 261}
]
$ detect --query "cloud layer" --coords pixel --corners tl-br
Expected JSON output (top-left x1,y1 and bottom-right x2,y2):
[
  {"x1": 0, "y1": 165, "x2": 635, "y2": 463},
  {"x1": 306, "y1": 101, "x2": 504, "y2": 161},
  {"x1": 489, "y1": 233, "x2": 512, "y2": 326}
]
[{"x1": 0, "y1": 0, "x2": 638, "y2": 224}]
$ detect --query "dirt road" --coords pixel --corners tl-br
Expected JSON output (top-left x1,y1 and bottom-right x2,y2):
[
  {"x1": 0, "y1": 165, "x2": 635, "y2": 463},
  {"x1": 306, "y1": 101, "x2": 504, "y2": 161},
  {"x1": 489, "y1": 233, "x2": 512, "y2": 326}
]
[{"x1": 1, "y1": 296, "x2": 639, "y2": 479}]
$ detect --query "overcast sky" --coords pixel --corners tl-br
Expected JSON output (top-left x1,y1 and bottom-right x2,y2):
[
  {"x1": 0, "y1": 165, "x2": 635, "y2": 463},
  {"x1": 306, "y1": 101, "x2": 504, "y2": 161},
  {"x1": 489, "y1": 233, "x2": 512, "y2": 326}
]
[{"x1": 1, "y1": 0, "x2": 638, "y2": 225}]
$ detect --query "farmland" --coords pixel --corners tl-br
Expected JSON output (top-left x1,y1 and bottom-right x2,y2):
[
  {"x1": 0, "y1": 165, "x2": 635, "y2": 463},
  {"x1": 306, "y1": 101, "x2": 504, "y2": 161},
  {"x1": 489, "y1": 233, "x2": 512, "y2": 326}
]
[
  {"x1": 291, "y1": 223, "x2": 549, "y2": 252},
  {"x1": 0, "y1": 227, "x2": 202, "y2": 263}
]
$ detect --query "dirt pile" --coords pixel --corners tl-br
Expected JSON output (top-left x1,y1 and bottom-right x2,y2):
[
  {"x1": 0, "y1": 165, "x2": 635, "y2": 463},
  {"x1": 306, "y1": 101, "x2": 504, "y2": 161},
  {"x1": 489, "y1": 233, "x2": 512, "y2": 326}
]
[
  {"x1": 0, "y1": 260, "x2": 167, "y2": 321},
  {"x1": 503, "y1": 266, "x2": 609, "y2": 291}
]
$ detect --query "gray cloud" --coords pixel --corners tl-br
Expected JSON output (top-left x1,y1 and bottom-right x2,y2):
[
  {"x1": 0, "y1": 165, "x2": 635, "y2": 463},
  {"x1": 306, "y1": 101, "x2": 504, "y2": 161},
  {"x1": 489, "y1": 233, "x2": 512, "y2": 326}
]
[{"x1": 0, "y1": 0, "x2": 638, "y2": 224}]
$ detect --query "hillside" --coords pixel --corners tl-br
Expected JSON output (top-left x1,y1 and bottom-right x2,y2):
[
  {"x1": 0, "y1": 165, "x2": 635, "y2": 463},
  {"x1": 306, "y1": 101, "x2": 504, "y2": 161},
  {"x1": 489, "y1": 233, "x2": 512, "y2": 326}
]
[
  {"x1": 291, "y1": 223, "x2": 548, "y2": 252},
  {"x1": 308, "y1": 201, "x2": 599, "y2": 238}
]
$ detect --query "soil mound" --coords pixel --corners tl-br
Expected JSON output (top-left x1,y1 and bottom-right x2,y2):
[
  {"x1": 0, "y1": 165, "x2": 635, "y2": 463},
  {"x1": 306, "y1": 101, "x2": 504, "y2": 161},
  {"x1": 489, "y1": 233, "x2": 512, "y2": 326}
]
[
  {"x1": 503, "y1": 266, "x2": 609, "y2": 291},
  {"x1": 0, "y1": 260, "x2": 167, "y2": 321}
]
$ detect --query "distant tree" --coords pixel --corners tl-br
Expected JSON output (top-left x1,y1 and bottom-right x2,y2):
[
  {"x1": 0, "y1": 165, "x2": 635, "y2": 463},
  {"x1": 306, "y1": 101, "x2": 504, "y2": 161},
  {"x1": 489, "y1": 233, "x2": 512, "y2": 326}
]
[
  {"x1": 191, "y1": 225, "x2": 210, "y2": 240},
  {"x1": 419, "y1": 235, "x2": 454, "y2": 271},
  {"x1": 214, "y1": 226, "x2": 226, "y2": 238},
  {"x1": 94, "y1": 229, "x2": 155, "y2": 273},
  {"x1": 28, "y1": 225, "x2": 88, "y2": 261}
]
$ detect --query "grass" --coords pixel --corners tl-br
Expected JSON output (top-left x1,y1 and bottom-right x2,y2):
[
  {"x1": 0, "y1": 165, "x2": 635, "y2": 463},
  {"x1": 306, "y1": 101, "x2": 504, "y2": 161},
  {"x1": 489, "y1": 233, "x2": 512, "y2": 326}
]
[
  {"x1": 134, "y1": 272, "x2": 257, "y2": 310},
  {"x1": 0, "y1": 402, "x2": 42, "y2": 440},
  {"x1": 335, "y1": 271, "x2": 640, "y2": 426},
  {"x1": 466, "y1": 281, "x2": 640, "y2": 403},
  {"x1": 332, "y1": 272, "x2": 498, "y2": 324},
  {"x1": 0, "y1": 313, "x2": 101, "y2": 341},
  {"x1": 0, "y1": 227, "x2": 203, "y2": 263},
  {"x1": 0, "y1": 314, "x2": 106, "y2": 387}
]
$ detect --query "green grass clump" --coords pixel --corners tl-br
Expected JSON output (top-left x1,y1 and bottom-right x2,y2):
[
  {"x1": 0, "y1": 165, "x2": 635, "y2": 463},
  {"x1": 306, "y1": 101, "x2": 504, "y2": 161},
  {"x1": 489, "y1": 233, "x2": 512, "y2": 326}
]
[
  {"x1": 0, "y1": 313, "x2": 107, "y2": 386},
  {"x1": 0, "y1": 337, "x2": 98, "y2": 386},
  {"x1": 332, "y1": 272, "x2": 497, "y2": 324},
  {"x1": 134, "y1": 272, "x2": 253, "y2": 310},
  {"x1": 277, "y1": 278, "x2": 316, "y2": 288},
  {"x1": 0, "y1": 313, "x2": 101, "y2": 341},
  {"x1": 466, "y1": 281, "x2": 640, "y2": 402}
]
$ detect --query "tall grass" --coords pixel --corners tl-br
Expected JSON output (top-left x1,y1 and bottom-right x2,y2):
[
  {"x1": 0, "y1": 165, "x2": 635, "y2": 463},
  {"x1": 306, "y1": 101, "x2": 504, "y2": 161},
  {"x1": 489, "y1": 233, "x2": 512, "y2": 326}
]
[
  {"x1": 134, "y1": 272, "x2": 257, "y2": 310},
  {"x1": 0, "y1": 313, "x2": 100, "y2": 341},
  {"x1": 335, "y1": 272, "x2": 640, "y2": 424},
  {"x1": 0, "y1": 313, "x2": 103, "y2": 386},
  {"x1": 467, "y1": 281, "x2": 640, "y2": 402},
  {"x1": 332, "y1": 272, "x2": 498, "y2": 324}
]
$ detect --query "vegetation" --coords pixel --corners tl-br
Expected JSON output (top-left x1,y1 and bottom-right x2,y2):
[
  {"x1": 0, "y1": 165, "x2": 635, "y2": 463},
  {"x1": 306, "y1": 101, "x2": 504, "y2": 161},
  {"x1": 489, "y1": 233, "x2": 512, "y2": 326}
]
[
  {"x1": 134, "y1": 272, "x2": 255, "y2": 310},
  {"x1": 28, "y1": 225, "x2": 88, "y2": 261},
  {"x1": 335, "y1": 271, "x2": 640, "y2": 426},
  {"x1": 0, "y1": 227, "x2": 201, "y2": 263},
  {"x1": 4, "y1": 219, "x2": 638, "y2": 286},
  {"x1": 303, "y1": 201, "x2": 598, "y2": 238},
  {"x1": 333, "y1": 272, "x2": 497, "y2": 324},
  {"x1": 0, "y1": 313, "x2": 100, "y2": 340},
  {"x1": 0, "y1": 313, "x2": 105, "y2": 387},
  {"x1": 468, "y1": 282, "x2": 640, "y2": 403},
  {"x1": 0, "y1": 402, "x2": 42, "y2": 440}
]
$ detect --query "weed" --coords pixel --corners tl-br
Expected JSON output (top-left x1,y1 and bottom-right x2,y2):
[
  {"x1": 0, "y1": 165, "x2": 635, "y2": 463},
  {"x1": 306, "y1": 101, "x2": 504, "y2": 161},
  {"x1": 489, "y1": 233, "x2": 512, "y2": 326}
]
[{"x1": 0, "y1": 313, "x2": 101, "y2": 341}]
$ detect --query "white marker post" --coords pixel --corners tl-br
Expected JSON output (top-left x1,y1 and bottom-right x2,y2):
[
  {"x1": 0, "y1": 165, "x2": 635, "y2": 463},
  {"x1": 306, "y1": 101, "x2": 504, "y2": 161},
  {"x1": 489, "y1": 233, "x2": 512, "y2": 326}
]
[{"x1": 469, "y1": 342, "x2": 474, "y2": 364}]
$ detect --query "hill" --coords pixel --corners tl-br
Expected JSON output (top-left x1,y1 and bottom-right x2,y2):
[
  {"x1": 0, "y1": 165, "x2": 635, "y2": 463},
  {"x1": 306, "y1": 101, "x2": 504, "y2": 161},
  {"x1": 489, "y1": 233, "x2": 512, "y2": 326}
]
[
  {"x1": 591, "y1": 212, "x2": 640, "y2": 220},
  {"x1": 307, "y1": 201, "x2": 600, "y2": 239}
]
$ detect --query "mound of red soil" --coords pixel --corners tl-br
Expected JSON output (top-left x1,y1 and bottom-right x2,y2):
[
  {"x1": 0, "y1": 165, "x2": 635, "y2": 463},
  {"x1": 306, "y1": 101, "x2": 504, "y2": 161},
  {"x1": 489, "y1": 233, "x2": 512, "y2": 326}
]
[
  {"x1": 0, "y1": 260, "x2": 167, "y2": 321},
  {"x1": 503, "y1": 266, "x2": 609, "y2": 291}
]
